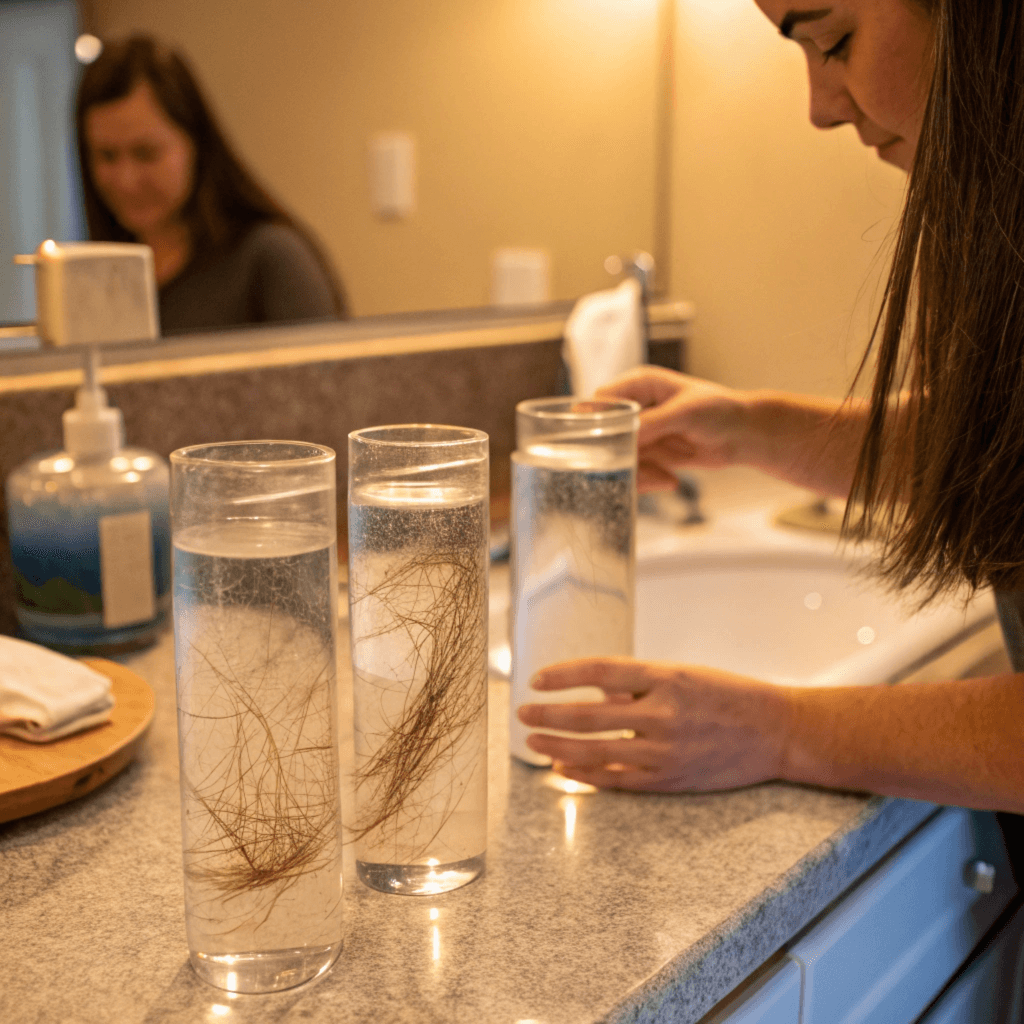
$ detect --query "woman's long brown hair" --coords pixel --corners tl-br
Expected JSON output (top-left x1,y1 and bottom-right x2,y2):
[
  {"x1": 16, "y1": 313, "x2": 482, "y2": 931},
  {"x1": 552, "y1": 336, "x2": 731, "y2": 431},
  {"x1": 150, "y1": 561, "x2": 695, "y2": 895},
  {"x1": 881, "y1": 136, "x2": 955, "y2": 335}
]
[
  {"x1": 847, "y1": 0, "x2": 1024, "y2": 601},
  {"x1": 75, "y1": 35, "x2": 347, "y2": 316}
]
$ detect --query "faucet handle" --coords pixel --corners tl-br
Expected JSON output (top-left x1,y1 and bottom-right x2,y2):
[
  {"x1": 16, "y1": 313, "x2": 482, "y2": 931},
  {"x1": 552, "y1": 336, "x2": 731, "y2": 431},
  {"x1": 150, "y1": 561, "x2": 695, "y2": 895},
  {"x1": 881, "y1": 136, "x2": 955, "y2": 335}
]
[
  {"x1": 966, "y1": 859, "x2": 997, "y2": 894},
  {"x1": 675, "y1": 473, "x2": 704, "y2": 526}
]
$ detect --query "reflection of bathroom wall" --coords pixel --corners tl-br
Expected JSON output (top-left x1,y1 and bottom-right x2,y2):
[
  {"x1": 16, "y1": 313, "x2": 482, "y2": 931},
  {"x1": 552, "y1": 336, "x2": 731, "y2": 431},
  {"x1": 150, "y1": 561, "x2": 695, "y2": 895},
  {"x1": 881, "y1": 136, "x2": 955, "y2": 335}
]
[
  {"x1": 0, "y1": 0, "x2": 84, "y2": 324},
  {"x1": 671, "y1": 0, "x2": 906, "y2": 397},
  {"x1": 88, "y1": 0, "x2": 663, "y2": 318}
]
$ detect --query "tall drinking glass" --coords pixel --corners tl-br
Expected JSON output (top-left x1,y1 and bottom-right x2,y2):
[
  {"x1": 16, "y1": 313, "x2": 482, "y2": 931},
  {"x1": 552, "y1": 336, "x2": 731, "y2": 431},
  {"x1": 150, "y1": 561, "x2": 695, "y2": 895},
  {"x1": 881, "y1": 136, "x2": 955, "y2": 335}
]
[
  {"x1": 508, "y1": 398, "x2": 639, "y2": 765},
  {"x1": 347, "y1": 425, "x2": 489, "y2": 895},
  {"x1": 170, "y1": 441, "x2": 343, "y2": 993}
]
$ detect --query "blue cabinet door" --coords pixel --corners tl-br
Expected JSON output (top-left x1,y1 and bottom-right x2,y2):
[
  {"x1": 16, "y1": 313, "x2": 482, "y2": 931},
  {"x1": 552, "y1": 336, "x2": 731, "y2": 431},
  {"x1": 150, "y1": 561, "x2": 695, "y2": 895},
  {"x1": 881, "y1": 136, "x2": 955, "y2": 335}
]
[
  {"x1": 789, "y1": 809, "x2": 1016, "y2": 1024},
  {"x1": 707, "y1": 959, "x2": 801, "y2": 1024},
  {"x1": 918, "y1": 902, "x2": 1024, "y2": 1024}
]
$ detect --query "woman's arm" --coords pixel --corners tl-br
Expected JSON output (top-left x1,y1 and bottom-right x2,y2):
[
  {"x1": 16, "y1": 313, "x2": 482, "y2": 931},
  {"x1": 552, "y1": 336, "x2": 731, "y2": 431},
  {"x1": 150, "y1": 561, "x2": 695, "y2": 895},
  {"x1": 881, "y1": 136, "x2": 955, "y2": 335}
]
[
  {"x1": 516, "y1": 660, "x2": 1024, "y2": 814},
  {"x1": 738, "y1": 390, "x2": 870, "y2": 498},
  {"x1": 596, "y1": 367, "x2": 871, "y2": 499}
]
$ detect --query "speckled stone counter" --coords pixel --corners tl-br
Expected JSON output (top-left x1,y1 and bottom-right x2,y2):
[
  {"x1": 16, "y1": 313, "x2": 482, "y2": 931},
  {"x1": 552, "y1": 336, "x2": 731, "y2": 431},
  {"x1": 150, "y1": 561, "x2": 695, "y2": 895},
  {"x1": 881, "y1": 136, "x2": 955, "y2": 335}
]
[{"x1": 1, "y1": 603, "x2": 937, "y2": 1024}]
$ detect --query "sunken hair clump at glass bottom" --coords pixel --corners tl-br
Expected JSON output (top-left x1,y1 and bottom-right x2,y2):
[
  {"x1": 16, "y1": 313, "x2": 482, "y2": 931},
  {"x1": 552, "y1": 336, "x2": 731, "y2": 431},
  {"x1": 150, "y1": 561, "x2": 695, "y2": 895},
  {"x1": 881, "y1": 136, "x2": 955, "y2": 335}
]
[{"x1": 844, "y1": 0, "x2": 1024, "y2": 604}]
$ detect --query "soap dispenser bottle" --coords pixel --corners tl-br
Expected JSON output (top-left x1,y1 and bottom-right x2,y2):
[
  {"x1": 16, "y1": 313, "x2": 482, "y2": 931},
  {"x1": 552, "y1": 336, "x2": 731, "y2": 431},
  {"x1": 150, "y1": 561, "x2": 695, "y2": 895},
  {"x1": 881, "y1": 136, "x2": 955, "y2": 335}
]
[{"x1": 5, "y1": 351, "x2": 170, "y2": 654}]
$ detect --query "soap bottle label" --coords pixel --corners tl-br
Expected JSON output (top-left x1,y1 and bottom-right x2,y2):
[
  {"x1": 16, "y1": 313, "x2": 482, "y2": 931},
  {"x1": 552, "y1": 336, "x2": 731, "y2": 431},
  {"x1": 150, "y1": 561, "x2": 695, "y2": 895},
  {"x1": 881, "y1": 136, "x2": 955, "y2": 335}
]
[{"x1": 99, "y1": 510, "x2": 157, "y2": 627}]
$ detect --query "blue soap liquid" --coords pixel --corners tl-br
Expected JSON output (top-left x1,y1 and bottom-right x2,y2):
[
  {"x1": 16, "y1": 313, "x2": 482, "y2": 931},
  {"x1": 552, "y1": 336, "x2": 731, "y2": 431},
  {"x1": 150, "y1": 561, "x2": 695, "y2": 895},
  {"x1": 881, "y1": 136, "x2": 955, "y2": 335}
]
[{"x1": 6, "y1": 449, "x2": 170, "y2": 654}]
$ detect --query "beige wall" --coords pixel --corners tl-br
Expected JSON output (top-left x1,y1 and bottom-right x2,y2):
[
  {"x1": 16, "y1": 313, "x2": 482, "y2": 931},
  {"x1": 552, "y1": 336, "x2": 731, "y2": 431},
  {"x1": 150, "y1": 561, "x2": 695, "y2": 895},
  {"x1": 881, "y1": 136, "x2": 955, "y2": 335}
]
[
  {"x1": 88, "y1": 0, "x2": 665, "y2": 318},
  {"x1": 670, "y1": 0, "x2": 907, "y2": 397}
]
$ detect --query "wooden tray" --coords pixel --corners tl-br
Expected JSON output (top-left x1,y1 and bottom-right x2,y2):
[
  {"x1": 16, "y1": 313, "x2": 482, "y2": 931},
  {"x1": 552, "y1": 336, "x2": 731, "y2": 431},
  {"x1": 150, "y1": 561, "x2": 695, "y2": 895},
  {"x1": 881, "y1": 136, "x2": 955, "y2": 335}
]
[{"x1": 0, "y1": 658, "x2": 155, "y2": 825}]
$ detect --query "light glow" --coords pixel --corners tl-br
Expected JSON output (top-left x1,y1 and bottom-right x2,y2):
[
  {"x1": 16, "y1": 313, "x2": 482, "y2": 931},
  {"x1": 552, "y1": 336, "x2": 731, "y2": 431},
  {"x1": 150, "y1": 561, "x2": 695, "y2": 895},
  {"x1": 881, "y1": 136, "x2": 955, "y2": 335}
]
[
  {"x1": 75, "y1": 34, "x2": 103, "y2": 64},
  {"x1": 542, "y1": 771, "x2": 597, "y2": 795},
  {"x1": 561, "y1": 796, "x2": 578, "y2": 843}
]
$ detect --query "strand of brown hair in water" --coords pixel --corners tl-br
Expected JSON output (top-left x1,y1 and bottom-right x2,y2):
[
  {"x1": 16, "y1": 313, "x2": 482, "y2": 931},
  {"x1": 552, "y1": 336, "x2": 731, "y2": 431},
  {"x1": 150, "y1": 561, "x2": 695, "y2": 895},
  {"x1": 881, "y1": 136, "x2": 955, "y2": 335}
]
[{"x1": 348, "y1": 548, "x2": 486, "y2": 850}]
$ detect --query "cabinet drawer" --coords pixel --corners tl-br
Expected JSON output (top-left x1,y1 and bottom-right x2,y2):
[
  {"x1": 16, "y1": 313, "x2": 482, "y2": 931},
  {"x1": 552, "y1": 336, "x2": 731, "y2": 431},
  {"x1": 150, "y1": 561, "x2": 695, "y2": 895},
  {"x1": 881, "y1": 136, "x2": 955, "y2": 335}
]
[
  {"x1": 790, "y1": 808, "x2": 1016, "y2": 1024},
  {"x1": 918, "y1": 902, "x2": 1024, "y2": 1024},
  {"x1": 705, "y1": 959, "x2": 801, "y2": 1024}
]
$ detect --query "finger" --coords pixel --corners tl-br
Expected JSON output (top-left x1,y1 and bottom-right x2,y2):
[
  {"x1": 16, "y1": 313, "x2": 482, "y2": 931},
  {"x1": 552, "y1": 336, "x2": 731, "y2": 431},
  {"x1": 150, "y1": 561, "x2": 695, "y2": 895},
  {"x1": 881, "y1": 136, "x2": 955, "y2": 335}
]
[
  {"x1": 517, "y1": 700, "x2": 636, "y2": 733},
  {"x1": 636, "y1": 410, "x2": 681, "y2": 447},
  {"x1": 525, "y1": 732, "x2": 659, "y2": 768},
  {"x1": 531, "y1": 657, "x2": 657, "y2": 696},
  {"x1": 643, "y1": 435, "x2": 698, "y2": 462},
  {"x1": 555, "y1": 764, "x2": 665, "y2": 791},
  {"x1": 594, "y1": 367, "x2": 679, "y2": 407},
  {"x1": 637, "y1": 461, "x2": 681, "y2": 492},
  {"x1": 558, "y1": 766, "x2": 702, "y2": 792}
]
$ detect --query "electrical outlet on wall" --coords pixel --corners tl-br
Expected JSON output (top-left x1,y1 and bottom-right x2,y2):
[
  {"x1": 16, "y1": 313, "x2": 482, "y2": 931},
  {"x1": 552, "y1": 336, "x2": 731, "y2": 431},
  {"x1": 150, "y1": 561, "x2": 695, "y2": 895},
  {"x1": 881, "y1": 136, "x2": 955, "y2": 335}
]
[{"x1": 491, "y1": 248, "x2": 551, "y2": 307}]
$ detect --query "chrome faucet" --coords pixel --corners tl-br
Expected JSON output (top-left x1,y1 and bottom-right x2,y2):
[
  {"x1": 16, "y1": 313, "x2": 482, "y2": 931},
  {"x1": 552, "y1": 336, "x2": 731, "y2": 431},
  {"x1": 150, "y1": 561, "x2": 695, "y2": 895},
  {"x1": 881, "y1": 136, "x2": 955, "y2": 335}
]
[{"x1": 605, "y1": 250, "x2": 655, "y2": 358}]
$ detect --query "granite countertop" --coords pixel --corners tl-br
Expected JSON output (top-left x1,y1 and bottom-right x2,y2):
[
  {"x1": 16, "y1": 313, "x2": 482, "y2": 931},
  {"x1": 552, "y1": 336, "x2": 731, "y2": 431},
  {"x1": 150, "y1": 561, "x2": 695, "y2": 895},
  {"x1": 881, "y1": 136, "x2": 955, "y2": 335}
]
[{"x1": 1, "y1": 470, "x2": 940, "y2": 1024}]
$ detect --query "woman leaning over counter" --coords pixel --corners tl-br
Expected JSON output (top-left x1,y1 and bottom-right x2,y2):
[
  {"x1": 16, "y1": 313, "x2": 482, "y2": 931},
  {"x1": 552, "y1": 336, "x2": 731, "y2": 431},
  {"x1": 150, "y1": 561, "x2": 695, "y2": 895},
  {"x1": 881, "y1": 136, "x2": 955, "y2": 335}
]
[{"x1": 519, "y1": 0, "x2": 1024, "y2": 825}]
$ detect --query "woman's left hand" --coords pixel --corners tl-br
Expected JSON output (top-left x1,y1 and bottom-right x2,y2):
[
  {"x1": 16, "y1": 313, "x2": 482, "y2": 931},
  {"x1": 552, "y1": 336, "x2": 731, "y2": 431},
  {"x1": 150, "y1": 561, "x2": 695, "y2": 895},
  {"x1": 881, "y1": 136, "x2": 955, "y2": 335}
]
[{"x1": 516, "y1": 657, "x2": 792, "y2": 792}]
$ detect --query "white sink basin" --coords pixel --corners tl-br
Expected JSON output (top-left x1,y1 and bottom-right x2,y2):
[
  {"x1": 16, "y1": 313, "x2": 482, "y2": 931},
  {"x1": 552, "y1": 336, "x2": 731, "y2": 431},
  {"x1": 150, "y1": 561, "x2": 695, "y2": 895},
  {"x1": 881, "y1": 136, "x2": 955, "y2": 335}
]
[
  {"x1": 636, "y1": 545, "x2": 995, "y2": 687},
  {"x1": 491, "y1": 508, "x2": 999, "y2": 688}
]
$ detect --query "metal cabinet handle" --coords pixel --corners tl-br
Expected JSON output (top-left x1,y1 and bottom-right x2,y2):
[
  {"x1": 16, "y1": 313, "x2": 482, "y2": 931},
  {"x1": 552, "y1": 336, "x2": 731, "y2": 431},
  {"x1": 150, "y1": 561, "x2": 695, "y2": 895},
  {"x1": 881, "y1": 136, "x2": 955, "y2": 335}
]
[{"x1": 966, "y1": 859, "x2": 996, "y2": 894}]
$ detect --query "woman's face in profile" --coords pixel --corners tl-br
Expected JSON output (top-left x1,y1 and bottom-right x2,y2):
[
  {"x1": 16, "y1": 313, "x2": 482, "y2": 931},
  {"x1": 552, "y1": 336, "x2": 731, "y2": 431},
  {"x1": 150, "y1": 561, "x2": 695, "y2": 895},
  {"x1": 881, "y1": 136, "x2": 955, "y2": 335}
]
[
  {"x1": 84, "y1": 81, "x2": 196, "y2": 238},
  {"x1": 755, "y1": 0, "x2": 933, "y2": 171}
]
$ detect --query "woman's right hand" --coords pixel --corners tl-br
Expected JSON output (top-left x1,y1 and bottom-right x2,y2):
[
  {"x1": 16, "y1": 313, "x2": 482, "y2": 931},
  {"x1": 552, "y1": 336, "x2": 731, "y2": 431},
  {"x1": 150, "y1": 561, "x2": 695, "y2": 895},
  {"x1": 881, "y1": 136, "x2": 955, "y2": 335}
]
[{"x1": 595, "y1": 366, "x2": 749, "y2": 490}]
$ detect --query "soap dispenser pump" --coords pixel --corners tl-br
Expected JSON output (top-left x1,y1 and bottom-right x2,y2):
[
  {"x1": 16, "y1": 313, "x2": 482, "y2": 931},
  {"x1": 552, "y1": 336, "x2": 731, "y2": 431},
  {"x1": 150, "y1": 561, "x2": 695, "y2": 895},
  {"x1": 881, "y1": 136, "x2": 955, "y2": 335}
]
[{"x1": 5, "y1": 240, "x2": 169, "y2": 654}]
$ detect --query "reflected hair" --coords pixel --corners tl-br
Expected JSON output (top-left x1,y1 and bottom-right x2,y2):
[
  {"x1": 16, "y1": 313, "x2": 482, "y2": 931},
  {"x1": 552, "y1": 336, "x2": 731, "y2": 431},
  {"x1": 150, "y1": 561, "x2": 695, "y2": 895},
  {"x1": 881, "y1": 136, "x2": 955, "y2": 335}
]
[
  {"x1": 847, "y1": 0, "x2": 1024, "y2": 600},
  {"x1": 75, "y1": 35, "x2": 347, "y2": 316}
]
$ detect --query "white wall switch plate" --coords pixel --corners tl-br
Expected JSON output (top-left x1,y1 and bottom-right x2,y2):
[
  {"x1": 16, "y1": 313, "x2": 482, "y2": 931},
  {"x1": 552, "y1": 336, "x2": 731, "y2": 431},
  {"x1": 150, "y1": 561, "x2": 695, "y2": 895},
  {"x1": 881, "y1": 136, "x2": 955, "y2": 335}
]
[{"x1": 368, "y1": 131, "x2": 416, "y2": 220}]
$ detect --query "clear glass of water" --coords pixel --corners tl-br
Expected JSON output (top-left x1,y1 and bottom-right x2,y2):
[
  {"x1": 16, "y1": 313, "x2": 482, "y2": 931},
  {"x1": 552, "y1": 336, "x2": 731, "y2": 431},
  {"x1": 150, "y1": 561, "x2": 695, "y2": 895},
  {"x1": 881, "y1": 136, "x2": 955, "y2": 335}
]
[
  {"x1": 508, "y1": 398, "x2": 640, "y2": 765},
  {"x1": 170, "y1": 441, "x2": 343, "y2": 993},
  {"x1": 347, "y1": 425, "x2": 489, "y2": 895}
]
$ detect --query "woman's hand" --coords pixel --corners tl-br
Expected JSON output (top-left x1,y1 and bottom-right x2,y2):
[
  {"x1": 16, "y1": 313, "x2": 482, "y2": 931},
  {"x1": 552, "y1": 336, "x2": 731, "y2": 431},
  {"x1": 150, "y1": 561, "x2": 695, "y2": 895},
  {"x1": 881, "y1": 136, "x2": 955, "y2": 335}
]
[
  {"x1": 516, "y1": 657, "x2": 791, "y2": 792},
  {"x1": 595, "y1": 366, "x2": 750, "y2": 490},
  {"x1": 596, "y1": 366, "x2": 868, "y2": 498}
]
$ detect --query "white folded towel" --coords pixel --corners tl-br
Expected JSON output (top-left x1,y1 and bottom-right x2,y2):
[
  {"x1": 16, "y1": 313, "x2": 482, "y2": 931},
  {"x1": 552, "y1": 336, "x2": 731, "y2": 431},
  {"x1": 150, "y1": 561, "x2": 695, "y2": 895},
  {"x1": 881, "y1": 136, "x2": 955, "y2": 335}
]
[
  {"x1": 0, "y1": 636, "x2": 115, "y2": 743},
  {"x1": 563, "y1": 276, "x2": 645, "y2": 397}
]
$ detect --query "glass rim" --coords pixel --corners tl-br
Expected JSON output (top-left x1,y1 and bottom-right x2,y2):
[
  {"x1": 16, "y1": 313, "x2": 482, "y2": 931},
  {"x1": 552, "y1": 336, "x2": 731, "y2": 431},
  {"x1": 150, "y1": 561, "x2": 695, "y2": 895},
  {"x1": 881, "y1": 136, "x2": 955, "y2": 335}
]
[
  {"x1": 516, "y1": 398, "x2": 640, "y2": 420},
  {"x1": 169, "y1": 440, "x2": 336, "y2": 467},
  {"x1": 349, "y1": 424, "x2": 488, "y2": 448}
]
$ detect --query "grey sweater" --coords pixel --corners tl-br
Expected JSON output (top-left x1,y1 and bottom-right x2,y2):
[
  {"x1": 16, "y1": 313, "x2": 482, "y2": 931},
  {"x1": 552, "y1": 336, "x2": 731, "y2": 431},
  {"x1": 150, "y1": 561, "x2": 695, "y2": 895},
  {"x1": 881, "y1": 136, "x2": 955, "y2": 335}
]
[{"x1": 158, "y1": 222, "x2": 339, "y2": 336}]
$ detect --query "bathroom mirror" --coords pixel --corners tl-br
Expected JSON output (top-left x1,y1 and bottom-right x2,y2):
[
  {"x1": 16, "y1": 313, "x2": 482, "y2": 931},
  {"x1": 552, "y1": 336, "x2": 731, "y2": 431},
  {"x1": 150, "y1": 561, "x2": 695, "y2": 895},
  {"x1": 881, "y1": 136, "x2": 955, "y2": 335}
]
[{"x1": 2, "y1": 0, "x2": 671, "y2": 350}]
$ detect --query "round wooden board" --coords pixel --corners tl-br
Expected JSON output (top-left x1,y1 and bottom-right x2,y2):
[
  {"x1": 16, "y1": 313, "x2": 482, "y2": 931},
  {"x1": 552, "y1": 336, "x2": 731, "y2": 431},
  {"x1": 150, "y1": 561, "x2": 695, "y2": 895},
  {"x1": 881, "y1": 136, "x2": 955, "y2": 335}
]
[{"x1": 0, "y1": 658, "x2": 155, "y2": 825}]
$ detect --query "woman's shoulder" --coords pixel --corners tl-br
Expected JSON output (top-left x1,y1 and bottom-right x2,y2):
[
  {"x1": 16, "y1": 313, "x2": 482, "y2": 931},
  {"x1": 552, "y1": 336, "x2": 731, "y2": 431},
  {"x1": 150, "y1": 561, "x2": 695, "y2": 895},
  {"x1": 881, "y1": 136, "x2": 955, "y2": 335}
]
[
  {"x1": 236, "y1": 220, "x2": 339, "y2": 321},
  {"x1": 237, "y1": 220, "x2": 317, "y2": 261}
]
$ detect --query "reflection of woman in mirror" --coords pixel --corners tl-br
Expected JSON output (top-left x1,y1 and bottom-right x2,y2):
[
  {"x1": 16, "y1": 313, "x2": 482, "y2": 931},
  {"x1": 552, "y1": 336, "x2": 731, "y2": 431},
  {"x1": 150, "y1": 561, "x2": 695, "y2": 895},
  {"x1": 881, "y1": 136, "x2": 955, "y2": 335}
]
[
  {"x1": 520, "y1": 2, "x2": 1024, "y2": 817},
  {"x1": 75, "y1": 35, "x2": 347, "y2": 335}
]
